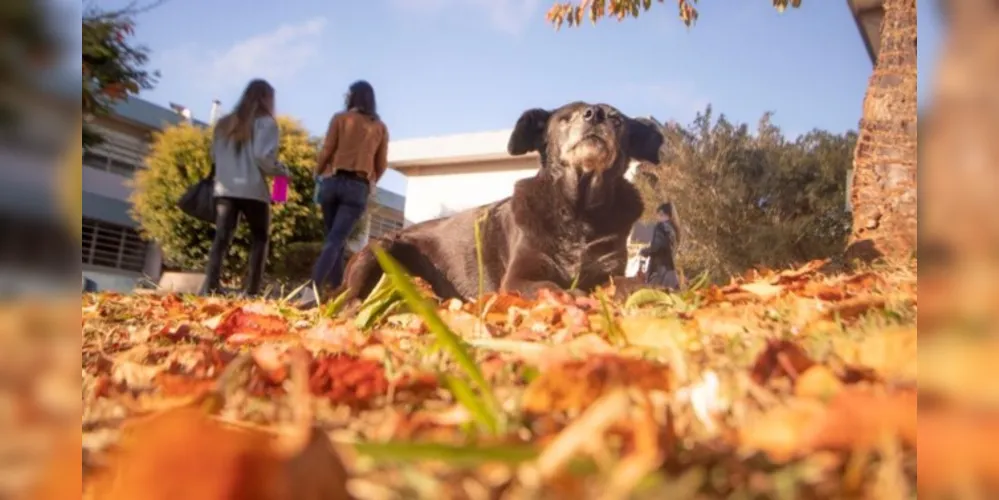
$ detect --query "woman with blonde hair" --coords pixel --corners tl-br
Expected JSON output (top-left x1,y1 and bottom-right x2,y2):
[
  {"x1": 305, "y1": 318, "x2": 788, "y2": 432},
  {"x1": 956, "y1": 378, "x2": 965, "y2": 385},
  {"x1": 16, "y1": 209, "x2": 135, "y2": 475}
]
[{"x1": 200, "y1": 78, "x2": 289, "y2": 296}]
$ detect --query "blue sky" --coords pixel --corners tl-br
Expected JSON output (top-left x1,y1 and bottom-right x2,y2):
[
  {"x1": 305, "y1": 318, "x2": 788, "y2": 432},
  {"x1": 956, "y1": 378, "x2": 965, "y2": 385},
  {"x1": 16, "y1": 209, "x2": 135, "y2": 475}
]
[{"x1": 79, "y1": 0, "x2": 941, "y2": 195}]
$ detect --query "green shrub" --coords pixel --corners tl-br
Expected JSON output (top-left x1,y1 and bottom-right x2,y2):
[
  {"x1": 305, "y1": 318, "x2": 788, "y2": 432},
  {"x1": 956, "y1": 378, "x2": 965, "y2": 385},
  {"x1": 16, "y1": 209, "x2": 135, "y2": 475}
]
[
  {"x1": 270, "y1": 241, "x2": 323, "y2": 283},
  {"x1": 130, "y1": 116, "x2": 325, "y2": 280}
]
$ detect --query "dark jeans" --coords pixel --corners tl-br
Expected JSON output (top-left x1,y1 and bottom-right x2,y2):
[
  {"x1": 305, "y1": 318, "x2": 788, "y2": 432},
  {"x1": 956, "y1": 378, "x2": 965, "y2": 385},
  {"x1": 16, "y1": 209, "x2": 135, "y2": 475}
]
[
  {"x1": 202, "y1": 197, "x2": 270, "y2": 296},
  {"x1": 311, "y1": 175, "x2": 369, "y2": 290},
  {"x1": 646, "y1": 263, "x2": 680, "y2": 291}
]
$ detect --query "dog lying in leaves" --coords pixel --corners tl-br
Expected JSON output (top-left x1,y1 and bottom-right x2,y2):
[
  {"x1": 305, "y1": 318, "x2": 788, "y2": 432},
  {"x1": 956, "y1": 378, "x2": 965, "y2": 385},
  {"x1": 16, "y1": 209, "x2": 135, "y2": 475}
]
[{"x1": 342, "y1": 101, "x2": 665, "y2": 302}]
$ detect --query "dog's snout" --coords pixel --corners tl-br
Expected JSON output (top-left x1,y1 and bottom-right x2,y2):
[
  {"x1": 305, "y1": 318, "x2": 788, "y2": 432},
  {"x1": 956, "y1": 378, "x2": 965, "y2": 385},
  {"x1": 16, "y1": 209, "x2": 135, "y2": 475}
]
[{"x1": 582, "y1": 106, "x2": 603, "y2": 124}]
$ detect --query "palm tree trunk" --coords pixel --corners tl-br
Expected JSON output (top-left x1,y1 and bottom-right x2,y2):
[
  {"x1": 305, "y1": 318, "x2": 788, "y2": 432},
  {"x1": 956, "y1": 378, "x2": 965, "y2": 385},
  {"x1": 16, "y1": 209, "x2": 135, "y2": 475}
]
[{"x1": 846, "y1": 0, "x2": 918, "y2": 262}]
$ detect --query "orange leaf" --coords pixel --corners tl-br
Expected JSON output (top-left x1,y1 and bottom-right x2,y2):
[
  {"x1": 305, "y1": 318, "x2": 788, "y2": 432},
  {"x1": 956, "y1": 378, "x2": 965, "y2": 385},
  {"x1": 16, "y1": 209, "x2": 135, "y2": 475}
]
[
  {"x1": 522, "y1": 354, "x2": 670, "y2": 414},
  {"x1": 214, "y1": 307, "x2": 289, "y2": 341},
  {"x1": 803, "y1": 387, "x2": 917, "y2": 452}
]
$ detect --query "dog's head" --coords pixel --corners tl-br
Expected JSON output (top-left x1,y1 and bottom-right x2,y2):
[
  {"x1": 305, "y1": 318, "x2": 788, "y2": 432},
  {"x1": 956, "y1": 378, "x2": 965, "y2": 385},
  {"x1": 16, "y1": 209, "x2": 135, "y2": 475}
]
[{"x1": 507, "y1": 102, "x2": 664, "y2": 175}]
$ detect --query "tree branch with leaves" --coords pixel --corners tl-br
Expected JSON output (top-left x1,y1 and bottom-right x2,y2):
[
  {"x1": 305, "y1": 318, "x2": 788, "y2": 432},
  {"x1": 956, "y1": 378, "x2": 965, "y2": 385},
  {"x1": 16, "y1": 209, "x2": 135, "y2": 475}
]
[
  {"x1": 546, "y1": 0, "x2": 802, "y2": 29},
  {"x1": 81, "y1": 1, "x2": 164, "y2": 148}
]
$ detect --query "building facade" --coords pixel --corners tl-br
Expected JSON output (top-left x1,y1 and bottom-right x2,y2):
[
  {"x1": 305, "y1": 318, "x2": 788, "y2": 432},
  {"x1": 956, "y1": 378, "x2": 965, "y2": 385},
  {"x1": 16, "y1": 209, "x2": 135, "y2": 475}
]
[{"x1": 81, "y1": 97, "x2": 202, "y2": 291}]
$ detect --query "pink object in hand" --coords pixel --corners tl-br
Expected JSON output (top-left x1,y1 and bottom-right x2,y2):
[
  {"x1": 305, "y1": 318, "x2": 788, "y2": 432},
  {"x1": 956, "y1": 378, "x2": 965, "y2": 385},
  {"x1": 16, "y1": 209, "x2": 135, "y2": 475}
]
[{"x1": 271, "y1": 176, "x2": 288, "y2": 203}]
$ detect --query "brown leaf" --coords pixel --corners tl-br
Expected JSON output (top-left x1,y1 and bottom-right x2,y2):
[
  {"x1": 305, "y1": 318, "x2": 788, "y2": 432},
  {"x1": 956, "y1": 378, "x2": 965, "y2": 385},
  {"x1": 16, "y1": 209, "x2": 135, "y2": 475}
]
[
  {"x1": 214, "y1": 307, "x2": 289, "y2": 341},
  {"x1": 740, "y1": 387, "x2": 916, "y2": 462},
  {"x1": 88, "y1": 407, "x2": 352, "y2": 500},
  {"x1": 738, "y1": 401, "x2": 826, "y2": 463},
  {"x1": 804, "y1": 387, "x2": 917, "y2": 452},
  {"x1": 252, "y1": 344, "x2": 289, "y2": 385},
  {"x1": 618, "y1": 317, "x2": 686, "y2": 349},
  {"x1": 154, "y1": 373, "x2": 216, "y2": 398},
  {"x1": 797, "y1": 282, "x2": 847, "y2": 301},
  {"x1": 522, "y1": 355, "x2": 670, "y2": 414},
  {"x1": 749, "y1": 339, "x2": 816, "y2": 386},
  {"x1": 739, "y1": 281, "x2": 784, "y2": 299},
  {"x1": 793, "y1": 365, "x2": 843, "y2": 400},
  {"x1": 831, "y1": 326, "x2": 916, "y2": 381},
  {"x1": 88, "y1": 408, "x2": 290, "y2": 500},
  {"x1": 822, "y1": 296, "x2": 887, "y2": 321},
  {"x1": 440, "y1": 310, "x2": 495, "y2": 339}
]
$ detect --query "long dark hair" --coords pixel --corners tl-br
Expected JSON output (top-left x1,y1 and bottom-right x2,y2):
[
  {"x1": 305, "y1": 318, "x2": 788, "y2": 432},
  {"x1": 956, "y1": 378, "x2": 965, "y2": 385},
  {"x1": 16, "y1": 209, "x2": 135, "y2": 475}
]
[
  {"x1": 216, "y1": 79, "x2": 275, "y2": 151},
  {"x1": 657, "y1": 202, "x2": 682, "y2": 247},
  {"x1": 345, "y1": 80, "x2": 378, "y2": 119}
]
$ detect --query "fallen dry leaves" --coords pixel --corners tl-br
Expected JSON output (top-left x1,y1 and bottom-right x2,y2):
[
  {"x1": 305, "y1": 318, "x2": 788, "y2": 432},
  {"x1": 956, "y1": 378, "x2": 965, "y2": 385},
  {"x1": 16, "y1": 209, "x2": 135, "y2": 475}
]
[{"x1": 62, "y1": 258, "x2": 984, "y2": 498}]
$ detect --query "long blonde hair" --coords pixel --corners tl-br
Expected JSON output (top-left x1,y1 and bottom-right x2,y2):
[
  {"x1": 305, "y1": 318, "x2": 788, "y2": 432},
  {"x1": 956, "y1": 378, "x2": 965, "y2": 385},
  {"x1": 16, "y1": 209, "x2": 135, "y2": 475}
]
[{"x1": 215, "y1": 79, "x2": 275, "y2": 151}]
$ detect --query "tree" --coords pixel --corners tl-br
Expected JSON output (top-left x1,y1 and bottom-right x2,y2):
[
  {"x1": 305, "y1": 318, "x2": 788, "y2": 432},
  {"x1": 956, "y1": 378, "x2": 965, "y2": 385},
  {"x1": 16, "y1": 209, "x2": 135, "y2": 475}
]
[
  {"x1": 634, "y1": 106, "x2": 854, "y2": 280},
  {"x1": 547, "y1": 0, "x2": 801, "y2": 28},
  {"x1": 129, "y1": 116, "x2": 325, "y2": 281},
  {"x1": 82, "y1": 2, "x2": 161, "y2": 149},
  {"x1": 546, "y1": 0, "x2": 917, "y2": 263},
  {"x1": 844, "y1": 0, "x2": 916, "y2": 262}
]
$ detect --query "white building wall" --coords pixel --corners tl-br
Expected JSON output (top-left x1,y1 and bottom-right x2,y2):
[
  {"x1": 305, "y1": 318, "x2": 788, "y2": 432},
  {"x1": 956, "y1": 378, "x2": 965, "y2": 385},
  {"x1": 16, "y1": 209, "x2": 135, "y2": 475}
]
[
  {"x1": 403, "y1": 159, "x2": 643, "y2": 226},
  {"x1": 404, "y1": 167, "x2": 538, "y2": 225}
]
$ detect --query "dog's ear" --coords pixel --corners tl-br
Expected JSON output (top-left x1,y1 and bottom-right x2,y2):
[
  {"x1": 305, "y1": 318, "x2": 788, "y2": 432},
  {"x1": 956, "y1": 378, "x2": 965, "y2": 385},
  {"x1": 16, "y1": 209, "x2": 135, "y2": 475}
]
[
  {"x1": 626, "y1": 117, "x2": 665, "y2": 165},
  {"x1": 508, "y1": 108, "x2": 551, "y2": 156}
]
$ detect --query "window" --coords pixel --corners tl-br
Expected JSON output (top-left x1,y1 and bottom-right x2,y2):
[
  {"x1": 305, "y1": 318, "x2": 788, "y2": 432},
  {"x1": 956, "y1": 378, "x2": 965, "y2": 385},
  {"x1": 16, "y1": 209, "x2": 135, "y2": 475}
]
[
  {"x1": 369, "y1": 209, "x2": 404, "y2": 239},
  {"x1": 82, "y1": 150, "x2": 141, "y2": 177},
  {"x1": 82, "y1": 218, "x2": 148, "y2": 273},
  {"x1": 81, "y1": 125, "x2": 148, "y2": 177}
]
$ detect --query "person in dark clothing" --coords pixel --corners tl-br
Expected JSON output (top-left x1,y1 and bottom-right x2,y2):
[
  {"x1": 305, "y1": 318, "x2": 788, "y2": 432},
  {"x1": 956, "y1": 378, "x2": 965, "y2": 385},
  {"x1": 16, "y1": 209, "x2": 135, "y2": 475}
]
[
  {"x1": 308, "y1": 80, "x2": 389, "y2": 298},
  {"x1": 640, "y1": 202, "x2": 681, "y2": 290},
  {"x1": 200, "y1": 79, "x2": 290, "y2": 296}
]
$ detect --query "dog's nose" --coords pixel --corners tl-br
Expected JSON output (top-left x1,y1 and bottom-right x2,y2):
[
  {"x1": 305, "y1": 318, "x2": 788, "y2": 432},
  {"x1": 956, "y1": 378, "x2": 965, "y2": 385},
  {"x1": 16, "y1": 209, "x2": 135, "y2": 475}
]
[{"x1": 582, "y1": 106, "x2": 603, "y2": 124}]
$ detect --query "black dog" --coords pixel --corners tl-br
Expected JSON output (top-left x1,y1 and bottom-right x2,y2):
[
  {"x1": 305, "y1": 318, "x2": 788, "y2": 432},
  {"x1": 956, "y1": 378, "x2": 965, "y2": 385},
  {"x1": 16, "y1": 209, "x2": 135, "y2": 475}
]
[{"x1": 341, "y1": 101, "x2": 665, "y2": 302}]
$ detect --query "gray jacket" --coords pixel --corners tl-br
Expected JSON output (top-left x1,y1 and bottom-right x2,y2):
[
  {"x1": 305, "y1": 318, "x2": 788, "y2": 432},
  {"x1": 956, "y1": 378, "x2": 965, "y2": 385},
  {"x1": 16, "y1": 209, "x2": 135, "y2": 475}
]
[{"x1": 212, "y1": 116, "x2": 290, "y2": 203}]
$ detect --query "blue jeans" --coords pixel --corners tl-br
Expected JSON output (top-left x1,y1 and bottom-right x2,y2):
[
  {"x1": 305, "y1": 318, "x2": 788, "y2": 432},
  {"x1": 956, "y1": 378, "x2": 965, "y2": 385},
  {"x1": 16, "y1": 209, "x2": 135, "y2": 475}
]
[{"x1": 311, "y1": 175, "x2": 369, "y2": 289}]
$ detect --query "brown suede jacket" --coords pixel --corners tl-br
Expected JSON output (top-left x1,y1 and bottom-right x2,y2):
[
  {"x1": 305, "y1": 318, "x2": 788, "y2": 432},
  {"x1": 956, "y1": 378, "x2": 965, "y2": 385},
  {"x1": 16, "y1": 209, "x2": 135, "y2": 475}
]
[{"x1": 315, "y1": 109, "x2": 389, "y2": 185}]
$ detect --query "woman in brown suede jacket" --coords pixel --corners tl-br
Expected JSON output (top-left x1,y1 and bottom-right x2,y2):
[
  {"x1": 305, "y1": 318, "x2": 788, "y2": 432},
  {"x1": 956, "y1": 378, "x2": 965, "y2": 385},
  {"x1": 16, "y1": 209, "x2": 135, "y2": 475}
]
[{"x1": 309, "y1": 80, "x2": 389, "y2": 294}]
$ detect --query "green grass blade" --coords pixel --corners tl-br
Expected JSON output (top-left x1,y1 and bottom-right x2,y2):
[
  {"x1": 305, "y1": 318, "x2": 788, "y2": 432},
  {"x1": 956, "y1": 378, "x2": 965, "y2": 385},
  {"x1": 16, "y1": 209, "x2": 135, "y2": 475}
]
[
  {"x1": 598, "y1": 291, "x2": 628, "y2": 346},
  {"x1": 355, "y1": 294, "x2": 400, "y2": 330},
  {"x1": 370, "y1": 245, "x2": 499, "y2": 410},
  {"x1": 441, "y1": 374, "x2": 500, "y2": 435},
  {"x1": 624, "y1": 288, "x2": 674, "y2": 309},
  {"x1": 280, "y1": 280, "x2": 312, "y2": 305},
  {"x1": 360, "y1": 274, "x2": 394, "y2": 308},
  {"x1": 687, "y1": 271, "x2": 710, "y2": 292},
  {"x1": 353, "y1": 441, "x2": 538, "y2": 466},
  {"x1": 323, "y1": 288, "x2": 350, "y2": 318}
]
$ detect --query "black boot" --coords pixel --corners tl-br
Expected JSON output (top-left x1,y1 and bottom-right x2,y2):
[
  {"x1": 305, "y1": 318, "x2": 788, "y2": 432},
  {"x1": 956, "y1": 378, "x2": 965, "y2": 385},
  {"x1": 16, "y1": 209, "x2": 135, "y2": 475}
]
[
  {"x1": 242, "y1": 239, "x2": 268, "y2": 297},
  {"x1": 200, "y1": 246, "x2": 227, "y2": 296}
]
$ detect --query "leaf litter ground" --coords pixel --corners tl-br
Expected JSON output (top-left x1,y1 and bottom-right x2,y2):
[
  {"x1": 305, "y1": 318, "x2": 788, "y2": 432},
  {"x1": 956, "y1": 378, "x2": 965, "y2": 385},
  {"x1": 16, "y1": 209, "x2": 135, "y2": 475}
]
[{"x1": 78, "y1": 258, "x2": 919, "y2": 499}]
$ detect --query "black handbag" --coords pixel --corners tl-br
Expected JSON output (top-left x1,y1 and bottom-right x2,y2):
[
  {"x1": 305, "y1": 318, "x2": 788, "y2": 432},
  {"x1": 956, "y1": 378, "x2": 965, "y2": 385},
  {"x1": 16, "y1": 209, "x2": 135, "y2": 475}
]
[{"x1": 177, "y1": 162, "x2": 217, "y2": 223}]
